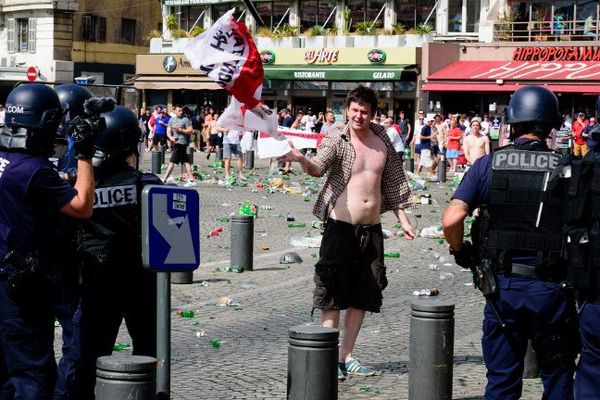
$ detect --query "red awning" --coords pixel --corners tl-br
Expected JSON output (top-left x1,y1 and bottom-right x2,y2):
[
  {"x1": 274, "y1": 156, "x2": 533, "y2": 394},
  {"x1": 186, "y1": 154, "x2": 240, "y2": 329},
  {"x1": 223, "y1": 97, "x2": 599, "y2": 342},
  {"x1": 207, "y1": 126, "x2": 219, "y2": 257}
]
[
  {"x1": 428, "y1": 61, "x2": 600, "y2": 81},
  {"x1": 421, "y1": 82, "x2": 600, "y2": 94}
]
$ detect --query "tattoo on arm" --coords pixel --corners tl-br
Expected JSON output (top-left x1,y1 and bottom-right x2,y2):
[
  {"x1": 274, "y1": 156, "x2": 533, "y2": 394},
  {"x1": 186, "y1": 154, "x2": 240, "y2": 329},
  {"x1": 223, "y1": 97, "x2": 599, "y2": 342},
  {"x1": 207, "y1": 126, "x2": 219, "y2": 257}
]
[{"x1": 449, "y1": 199, "x2": 469, "y2": 211}]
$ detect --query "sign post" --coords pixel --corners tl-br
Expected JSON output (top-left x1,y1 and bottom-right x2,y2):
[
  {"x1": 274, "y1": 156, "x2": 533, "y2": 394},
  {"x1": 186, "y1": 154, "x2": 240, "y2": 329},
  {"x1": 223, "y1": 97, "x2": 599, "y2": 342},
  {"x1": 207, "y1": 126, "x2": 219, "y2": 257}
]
[{"x1": 142, "y1": 186, "x2": 200, "y2": 399}]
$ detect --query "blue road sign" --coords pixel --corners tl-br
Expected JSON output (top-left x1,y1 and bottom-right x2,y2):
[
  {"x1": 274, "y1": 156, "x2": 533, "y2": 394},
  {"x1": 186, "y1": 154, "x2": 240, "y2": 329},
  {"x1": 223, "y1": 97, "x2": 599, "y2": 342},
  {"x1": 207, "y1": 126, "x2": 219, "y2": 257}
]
[{"x1": 142, "y1": 185, "x2": 200, "y2": 271}]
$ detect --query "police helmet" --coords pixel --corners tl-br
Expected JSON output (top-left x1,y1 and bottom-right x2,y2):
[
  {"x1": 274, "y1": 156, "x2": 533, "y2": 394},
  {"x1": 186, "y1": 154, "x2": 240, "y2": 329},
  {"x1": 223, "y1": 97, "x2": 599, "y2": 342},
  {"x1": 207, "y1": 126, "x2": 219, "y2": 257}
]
[
  {"x1": 92, "y1": 105, "x2": 141, "y2": 169},
  {"x1": 0, "y1": 83, "x2": 63, "y2": 152},
  {"x1": 55, "y1": 84, "x2": 93, "y2": 120},
  {"x1": 505, "y1": 86, "x2": 561, "y2": 131}
]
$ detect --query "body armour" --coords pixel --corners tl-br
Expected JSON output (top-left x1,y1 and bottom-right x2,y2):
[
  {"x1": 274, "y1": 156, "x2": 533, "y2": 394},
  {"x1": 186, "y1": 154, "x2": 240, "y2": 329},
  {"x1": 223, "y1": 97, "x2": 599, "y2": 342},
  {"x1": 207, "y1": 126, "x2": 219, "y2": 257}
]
[
  {"x1": 77, "y1": 167, "x2": 144, "y2": 264},
  {"x1": 562, "y1": 151, "x2": 600, "y2": 292},
  {"x1": 481, "y1": 140, "x2": 564, "y2": 275}
]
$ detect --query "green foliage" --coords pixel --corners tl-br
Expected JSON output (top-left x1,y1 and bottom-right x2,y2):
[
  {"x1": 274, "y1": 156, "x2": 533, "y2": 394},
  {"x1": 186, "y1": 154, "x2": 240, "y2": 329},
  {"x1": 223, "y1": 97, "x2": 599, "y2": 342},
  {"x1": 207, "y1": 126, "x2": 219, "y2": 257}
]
[
  {"x1": 165, "y1": 14, "x2": 178, "y2": 31},
  {"x1": 391, "y1": 23, "x2": 406, "y2": 35},
  {"x1": 171, "y1": 29, "x2": 189, "y2": 39},
  {"x1": 189, "y1": 26, "x2": 205, "y2": 37},
  {"x1": 256, "y1": 26, "x2": 272, "y2": 37},
  {"x1": 273, "y1": 23, "x2": 299, "y2": 38},
  {"x1": 304, "y1": 24, "x2": 324, "y2": 36},
  {"x1": 416, "y1": 23, "x2": 434, "y2": 34},
  {"x1": 324, "y1": 26, "x2": 338, "y2": 36},
  {"x1": 342, "y1": 7, "x2": 352, "y2": 34},
  {"x1": 354, "y1": 21, "x2": 376, "y2": 35},
  {"x1": 144, "y1": 29, "x2": 162, "y2": 40}
]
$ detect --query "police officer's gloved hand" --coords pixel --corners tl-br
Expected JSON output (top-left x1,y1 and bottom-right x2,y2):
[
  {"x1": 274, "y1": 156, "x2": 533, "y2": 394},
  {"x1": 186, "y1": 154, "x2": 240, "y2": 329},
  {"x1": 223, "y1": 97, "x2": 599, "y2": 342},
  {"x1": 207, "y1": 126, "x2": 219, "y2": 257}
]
[
  {"x1": 450, "y1": 241, "x2": 476, "y2": 270},
  {"x1": 72, "y1": 119, "x2": 96, "y2": 160}
]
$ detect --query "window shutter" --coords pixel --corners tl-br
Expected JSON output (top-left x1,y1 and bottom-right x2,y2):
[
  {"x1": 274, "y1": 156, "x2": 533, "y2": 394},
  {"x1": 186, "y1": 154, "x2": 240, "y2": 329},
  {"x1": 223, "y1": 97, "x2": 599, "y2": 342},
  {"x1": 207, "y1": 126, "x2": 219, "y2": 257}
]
[
  {"x1": 7, "y1": 18, "x2": 15, "y2": 53},
  {"x1": 98, "y1": 17, "x2": 106, "y2": 42},
  {"x1": 28, "y1": 18, "x2": 36, "y2": 53}
]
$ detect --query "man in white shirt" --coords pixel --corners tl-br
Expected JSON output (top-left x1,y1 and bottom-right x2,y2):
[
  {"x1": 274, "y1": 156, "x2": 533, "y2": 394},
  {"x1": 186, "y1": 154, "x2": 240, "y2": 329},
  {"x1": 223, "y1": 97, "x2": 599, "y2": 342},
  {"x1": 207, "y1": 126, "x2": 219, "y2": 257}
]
[
  {"x1": 481, "y1": 114, "x2": 490, "y2": 136},
  {"x1": 411, "y1": 110, "x2": 426, "y2": 165},
  {"x1": 223, "y1": 126, "x2": 244, "y2": 180},
  {"x1": 383, "y1": 117, "x2": 404, "y2": 160},
  {"x1": 301, "y1": 108, "x2": 316, "y2": 132}
]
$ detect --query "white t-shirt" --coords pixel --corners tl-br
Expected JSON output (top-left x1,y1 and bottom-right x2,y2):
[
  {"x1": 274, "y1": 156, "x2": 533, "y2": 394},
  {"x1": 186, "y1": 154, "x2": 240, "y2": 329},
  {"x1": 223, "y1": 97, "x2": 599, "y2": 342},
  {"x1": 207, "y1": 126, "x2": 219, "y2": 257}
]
[
  {"x1": 223, "y1": 128, "x2": 241, "y2": 145},
  {"x1": 301, "y1": 115, "x2": 316, "y2": 131},
  {"x1": 386, "y1": 127, "x2": 404, "y2": 152},
  {"x1": 0, "y1": 110, "x2": 5, "y2": 124},
  {"x1": 413, "y1": 120, "x2": 426, "y2": 144},
  {"x1": 481, "y1": 120, "x2": 490, "y2": 136}
]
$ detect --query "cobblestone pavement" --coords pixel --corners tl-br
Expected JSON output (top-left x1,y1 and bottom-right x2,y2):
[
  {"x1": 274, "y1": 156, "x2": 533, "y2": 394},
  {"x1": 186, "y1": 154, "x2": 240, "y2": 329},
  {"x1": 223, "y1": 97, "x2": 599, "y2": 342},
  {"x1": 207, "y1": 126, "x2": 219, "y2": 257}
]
[{"x1": 55, "y1": 150, "x2": 547, "y2": 399}]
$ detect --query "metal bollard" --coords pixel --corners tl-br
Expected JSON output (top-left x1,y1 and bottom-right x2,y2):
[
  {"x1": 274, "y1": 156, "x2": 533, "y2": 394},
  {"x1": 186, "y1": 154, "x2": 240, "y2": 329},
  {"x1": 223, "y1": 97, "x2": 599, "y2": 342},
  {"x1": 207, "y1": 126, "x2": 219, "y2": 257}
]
[
  {"x1": 409, "y1": 300, "x2": 455, "y2": 400},
  {"x1": 437, "y1": 156, "x2": 447, "y2": 183},
  {"x1": 160, "y1": 146, "x2": 166, "y2": 165},
  {"x1": 245, "y1": 150, "x2": 255, "y2": 170},
  {"x1": 287, "y1": 325, "x2": 339, "y2": 400},
  {"x1": 171, "y1": 271, "x2": 193, "y2": 284},
  {"x1": 216, "y1": 148, "x2": 223, "y2": 162},
  {"x1": 231, "y1": 215, "x2": 254, "y2": 271},
  {"x1": 406, "y1": 158, "x2": 415, "y2": 173},
  {"x1": 151, "y1": 151, "x2": 162, "y2": 175},
  {"x1": 523, "y1": 340, "x2": 540, "y2": 379},
  {"x1": 95, "y1": 354, "x2": 156, "y2": 400}
]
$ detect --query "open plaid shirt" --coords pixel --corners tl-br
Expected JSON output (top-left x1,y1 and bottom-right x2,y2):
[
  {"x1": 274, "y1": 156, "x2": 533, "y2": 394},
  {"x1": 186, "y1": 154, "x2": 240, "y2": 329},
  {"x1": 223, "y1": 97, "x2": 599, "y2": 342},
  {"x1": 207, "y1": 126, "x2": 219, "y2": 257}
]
[{"x1": 311, "y1": 122, "x2": 414, "y2": 222}]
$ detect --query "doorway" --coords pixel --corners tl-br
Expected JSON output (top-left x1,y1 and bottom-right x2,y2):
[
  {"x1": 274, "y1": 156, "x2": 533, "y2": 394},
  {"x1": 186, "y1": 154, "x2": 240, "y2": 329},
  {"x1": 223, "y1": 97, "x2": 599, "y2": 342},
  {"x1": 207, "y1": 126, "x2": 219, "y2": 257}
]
[{"x1": 292, "y1": 96, "x2": 327, "y2": 115}]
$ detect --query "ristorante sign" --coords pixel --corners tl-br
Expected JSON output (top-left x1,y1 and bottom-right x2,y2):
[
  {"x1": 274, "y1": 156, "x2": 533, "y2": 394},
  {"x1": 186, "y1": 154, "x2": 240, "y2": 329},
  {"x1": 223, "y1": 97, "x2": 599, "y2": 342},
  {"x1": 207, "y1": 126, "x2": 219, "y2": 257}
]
[{"x1": 513, "y1": 46, "x2": 600, "y2": 62}]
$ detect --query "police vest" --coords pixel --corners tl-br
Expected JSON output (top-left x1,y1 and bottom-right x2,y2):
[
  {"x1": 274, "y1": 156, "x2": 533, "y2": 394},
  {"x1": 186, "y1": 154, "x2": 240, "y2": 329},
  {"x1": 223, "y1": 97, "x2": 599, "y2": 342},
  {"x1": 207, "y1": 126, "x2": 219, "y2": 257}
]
[
  {"x1": 77, "y1": 168, "x2": 143, "y2": 262},
  {"x1": 483, "y1": 141, "x2": 564, "y2": 273},
  {"x1": 561, "y1": 151, "x2": 600, "y2": 292}
]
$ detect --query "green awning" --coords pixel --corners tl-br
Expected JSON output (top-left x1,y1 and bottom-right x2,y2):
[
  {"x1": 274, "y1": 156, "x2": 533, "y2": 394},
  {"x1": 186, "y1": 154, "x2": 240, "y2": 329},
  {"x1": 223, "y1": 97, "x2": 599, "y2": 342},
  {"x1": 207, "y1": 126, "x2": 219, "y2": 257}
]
[{"x1": 263, "y1": 65, "x2": 413, "y2": 81}]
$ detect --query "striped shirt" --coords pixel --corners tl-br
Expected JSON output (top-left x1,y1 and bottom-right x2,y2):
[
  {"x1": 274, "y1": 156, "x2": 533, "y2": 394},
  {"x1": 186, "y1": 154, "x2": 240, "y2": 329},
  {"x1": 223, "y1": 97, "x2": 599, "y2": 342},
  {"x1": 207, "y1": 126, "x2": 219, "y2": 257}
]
[{"x1": 311, "y1": 122, "x2": 414, "y2": 222}]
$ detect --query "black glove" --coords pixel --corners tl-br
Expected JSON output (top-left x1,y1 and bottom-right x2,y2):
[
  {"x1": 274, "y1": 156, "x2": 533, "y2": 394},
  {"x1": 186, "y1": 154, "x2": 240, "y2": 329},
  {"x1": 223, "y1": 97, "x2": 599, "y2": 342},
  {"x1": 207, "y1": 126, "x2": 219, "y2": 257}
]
[
  {"x1": 71, "y1": 118, "x2": 96, "y2": 160},
  {"x1": 450, "y1": 241, "x2": 476, "y2": 270}
]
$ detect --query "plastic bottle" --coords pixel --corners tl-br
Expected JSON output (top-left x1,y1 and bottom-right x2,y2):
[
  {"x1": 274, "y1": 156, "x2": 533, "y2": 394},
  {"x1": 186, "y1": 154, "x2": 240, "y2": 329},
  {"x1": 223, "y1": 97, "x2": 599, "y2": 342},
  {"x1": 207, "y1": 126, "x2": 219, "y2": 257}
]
[
  {"x1": 113, "y1": 342, "x2": 132, "y2": 351},
  {"x1": 181, "y1": 310, "x2": 195, "y2": 318},
  {"x1": 288, "y1": 223, "x2": 306, "y2": 228},
  {"x1": 404, "y1": 147, "x2": 411, "y2": 159},
  {"x1": 210, "y1": 338, "x2": 221, "y2": 348},
  {"x1": 384, "y1": 251, "x2": 400, "y2": 258},
  {"x1": 311, "y1": 221, "x2": 324, "y2": 229}
]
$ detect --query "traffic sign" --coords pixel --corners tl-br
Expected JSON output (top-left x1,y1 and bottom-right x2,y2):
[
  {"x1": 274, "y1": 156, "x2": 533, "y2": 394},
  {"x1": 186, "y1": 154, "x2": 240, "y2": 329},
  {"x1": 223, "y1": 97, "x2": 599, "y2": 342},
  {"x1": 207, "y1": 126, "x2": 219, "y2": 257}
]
[
  {"x1": 26, "y1": 66, "x2": 37, "y2": 82},
  {"x1": 141, "y1": 185, "x2": 200, "y2": 271}
]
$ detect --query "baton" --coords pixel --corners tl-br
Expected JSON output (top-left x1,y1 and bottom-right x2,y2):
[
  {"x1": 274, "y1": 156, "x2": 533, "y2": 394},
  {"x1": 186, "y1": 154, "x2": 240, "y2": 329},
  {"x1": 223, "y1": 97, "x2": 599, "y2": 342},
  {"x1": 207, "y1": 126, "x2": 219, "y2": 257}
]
[{"x1": 486, "y1": 297, "x2": 506, "y2": 330}]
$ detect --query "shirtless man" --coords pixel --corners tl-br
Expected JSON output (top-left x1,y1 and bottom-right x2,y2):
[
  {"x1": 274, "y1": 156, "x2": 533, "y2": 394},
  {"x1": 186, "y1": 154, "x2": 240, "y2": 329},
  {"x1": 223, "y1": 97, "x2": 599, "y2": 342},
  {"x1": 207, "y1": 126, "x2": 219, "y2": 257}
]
[
  {"x1": 463, "y1": 118, "x2": 490, "y2": 166},
  {"x1": 282, "y1": 85, "x2": 415, "y2": 381}
]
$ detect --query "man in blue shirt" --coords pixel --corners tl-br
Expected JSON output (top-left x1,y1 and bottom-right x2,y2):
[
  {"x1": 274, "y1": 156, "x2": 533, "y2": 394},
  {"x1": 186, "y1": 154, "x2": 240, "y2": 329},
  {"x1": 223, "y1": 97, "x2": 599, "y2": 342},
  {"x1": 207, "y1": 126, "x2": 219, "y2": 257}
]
[
  {"x1": 442, "y1": 86, "x2": 577, "y2": 400},
  {"x1": 0, "y1": 84, "x2": 95, "y2": 399},
  {"x1": 153, "y1": 109, "x2": 170, "y2": 149}
]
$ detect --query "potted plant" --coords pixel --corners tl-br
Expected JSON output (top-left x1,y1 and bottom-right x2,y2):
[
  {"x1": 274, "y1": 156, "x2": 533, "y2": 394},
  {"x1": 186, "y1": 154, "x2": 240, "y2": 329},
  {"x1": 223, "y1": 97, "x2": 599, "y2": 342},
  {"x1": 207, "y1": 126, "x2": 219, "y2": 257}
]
[
  {"x1": 254, "y1": 27, "x2": 274, "y2": 49},
  {"x1": 272, "y1": 23, "x2": 300, "y2": 48},
  {"x1": 189, "y1": 26, "x2": 205, "y2": 37},
  {"x1": 377, "y1": 22, "x2": 406, "y2": 47},
  {"x1": 304, "y1": 25, "x2": 326, "y2": 48},
  {"x1": 405, "y1": 23, "x2": 434, "y2": 46},
  {"x1": 353, "y1": 21, "x2": 378, "y2": 47}
]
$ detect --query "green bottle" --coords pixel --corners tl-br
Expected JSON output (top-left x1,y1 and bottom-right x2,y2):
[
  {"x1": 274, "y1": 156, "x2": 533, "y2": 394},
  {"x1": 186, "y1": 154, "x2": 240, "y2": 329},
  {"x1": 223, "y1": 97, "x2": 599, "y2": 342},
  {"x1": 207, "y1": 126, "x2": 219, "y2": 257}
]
[
  {"x1": 288, "y1": 223, "x2": 306, "y2": 228},
  {"x1": 181, "y1": 310, "x2": 195, "y2": 318},
  {"x1": 210, "y1": 338, "x2": 221, "y2": 348},
  {"x1": 384, "y1": 251, "x2": 400, "y2": 258}
]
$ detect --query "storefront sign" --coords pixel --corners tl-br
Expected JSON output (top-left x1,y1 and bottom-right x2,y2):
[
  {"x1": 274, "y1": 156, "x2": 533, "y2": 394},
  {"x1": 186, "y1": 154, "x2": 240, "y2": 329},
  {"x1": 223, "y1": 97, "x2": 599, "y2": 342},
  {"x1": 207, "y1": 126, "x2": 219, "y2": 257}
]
[
  {"x1": 163, "y1": 56, "x2": 177, "y2": 73},
  {"x1": 367, "y1": 49, "x2": 386, "y2": 64},
  {"x1": 513, "y1": 46, "x2": 600, "y2": 62},
  {"x1": 428, "y1": 61, "x2": 600, "y2": 81},
  {"x1": 304, "y1": 49, "x2": 339, "y2": 65},
  {"x1": 136, "y1": 54, "x2": 197, "y2": 75},
  {"x1": 264, "y1": 66, "x2": 403, "y2": 81},
  {"x1": 260, "y1": 50, "x2": 275, "y2": 64}
]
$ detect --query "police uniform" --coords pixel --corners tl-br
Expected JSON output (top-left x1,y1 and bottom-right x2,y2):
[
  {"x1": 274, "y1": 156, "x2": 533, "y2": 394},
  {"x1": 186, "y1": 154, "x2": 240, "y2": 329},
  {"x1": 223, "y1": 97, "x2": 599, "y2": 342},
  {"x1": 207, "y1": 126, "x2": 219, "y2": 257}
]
[
  {"x1": 453, "y1": 138, "x2": 578, "y2": 399},
  {"x1": 74, "y1": 106, "x2": 162, "y2": 399},
  {"x1": 565, "y1": 124, "x2": 600, "y2": 399}
]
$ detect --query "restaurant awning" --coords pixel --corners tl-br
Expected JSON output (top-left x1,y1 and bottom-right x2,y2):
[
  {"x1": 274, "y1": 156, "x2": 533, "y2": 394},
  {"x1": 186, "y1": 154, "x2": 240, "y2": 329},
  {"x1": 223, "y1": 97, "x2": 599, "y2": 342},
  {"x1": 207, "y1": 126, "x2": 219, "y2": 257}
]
[
  {"x1": 263, "y1": 65, "x2": 415, "y2": 81},
  {"x1": 421, "y1": 82, "x2": 600, "y2": 94},
  {"x1": 423, "y1": 60, "x2": 600, "y2": 94},
  {"x1": 133, "y1": 75, "x2": 221, "y2": 90}
]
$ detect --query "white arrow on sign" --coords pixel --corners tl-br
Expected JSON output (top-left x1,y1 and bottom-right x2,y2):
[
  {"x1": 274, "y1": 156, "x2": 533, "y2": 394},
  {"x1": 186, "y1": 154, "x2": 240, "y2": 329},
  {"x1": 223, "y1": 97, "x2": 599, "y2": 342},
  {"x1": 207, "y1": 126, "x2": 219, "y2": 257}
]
[{"x1": 153, "y1": 193, "x2": 197, "y2": 264}]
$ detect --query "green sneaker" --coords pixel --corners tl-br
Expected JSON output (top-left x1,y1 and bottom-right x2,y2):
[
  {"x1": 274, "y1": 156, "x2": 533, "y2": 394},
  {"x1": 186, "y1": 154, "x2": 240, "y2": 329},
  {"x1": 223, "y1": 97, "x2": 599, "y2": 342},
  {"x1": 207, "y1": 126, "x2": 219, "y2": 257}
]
[{"x1": 345, "y1": 358, "x2": 376, "y2": 376}]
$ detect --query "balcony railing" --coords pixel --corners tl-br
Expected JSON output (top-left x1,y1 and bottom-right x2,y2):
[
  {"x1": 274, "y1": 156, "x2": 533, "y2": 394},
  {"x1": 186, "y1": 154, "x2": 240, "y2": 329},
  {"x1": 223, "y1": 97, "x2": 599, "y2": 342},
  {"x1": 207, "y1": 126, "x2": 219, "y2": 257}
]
[{"x1": 493, "y1": 19, "x2": 599, "y2": 42}]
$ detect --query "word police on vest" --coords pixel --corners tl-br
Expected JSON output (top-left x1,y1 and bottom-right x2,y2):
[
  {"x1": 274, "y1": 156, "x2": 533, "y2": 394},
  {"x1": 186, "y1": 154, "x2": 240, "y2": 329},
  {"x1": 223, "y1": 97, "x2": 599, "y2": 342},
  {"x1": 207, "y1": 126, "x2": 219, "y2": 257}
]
[
  {"x1": 94, "y1": 185, "x2": 137, "y2": 208},
  {"x1": 492, "y1": 150, "x2": 560, "y2": 172}
]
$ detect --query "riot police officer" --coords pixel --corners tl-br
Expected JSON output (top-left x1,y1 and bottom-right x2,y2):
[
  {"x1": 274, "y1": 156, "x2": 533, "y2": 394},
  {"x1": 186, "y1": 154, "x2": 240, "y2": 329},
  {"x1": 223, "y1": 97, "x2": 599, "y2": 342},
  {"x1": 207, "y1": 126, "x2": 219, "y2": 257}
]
[
  {"x1": 0, "y1": 83, "x2": 95, "y2": 399},
  {"x1": 53, "y1": 83, "x2": 94, "y2": 399},
  {"x1": 568, "y1": 98, "x2": 600, "y2": 399},
  {"x1": 442, "y1": 86, "x2": 578, "y2": 399},
  {"x1": 74, "y1": 105, "x2": 162, "y2": 399}
]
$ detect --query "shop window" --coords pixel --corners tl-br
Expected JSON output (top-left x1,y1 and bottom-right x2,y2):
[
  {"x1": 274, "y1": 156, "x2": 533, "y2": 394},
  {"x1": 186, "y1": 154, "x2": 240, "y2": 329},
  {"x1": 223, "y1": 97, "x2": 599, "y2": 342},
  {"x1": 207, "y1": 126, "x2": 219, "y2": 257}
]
[
  {"x1": 182, "y1": 6, "x2": 207, "y2": 32},
  {"x1": 347, "y1": 0, "x2": 385, "y2": 30},
  {"x1": 121, "y1": 19, "x2": 136, "y2": 45},
  {"x1": 300, "y1": 0, "x2": 336, "y2": 31},
  {"x1": 264, "y1": 80, "x2": 291, "y2": 90},
  {"x1": 256, "y1": 1, "x2": 290, "y2": 29},
  {"x1": 395, "y1": 0, "x2": 436, "y2": 29},
  {"x1": 82, "y1": 14, "x2": 107, "y2": 42},
  {"x1": 293, "y1": 81, "x2": 328, "y2": 89},
  {"x1": 416, "y1": 0, "x2": 437, "y2": 28},
  {"x1": 447, "y1": 0, "x2": 463, "y2": 32},
  {"x1": 213, "y1": 4, "x2": 244, "y2": 21},
  {"x1": 466, "y1": 0, "x2": 480, "y2": 32}
]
